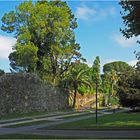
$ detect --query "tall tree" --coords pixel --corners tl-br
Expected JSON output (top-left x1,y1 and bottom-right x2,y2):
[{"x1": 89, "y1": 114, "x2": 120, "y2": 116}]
[
  {"x1": 101, "y1": 72, "x2": 110, "y2": 106},
  {"x1": 92, "y1": 56, "x2": 100, "y2": 124},
  {"x1": 1, "y1": 0, "x2": 84, "y2": 84},
  {"x1": 92, "y1": 56, "x2": 101, "y2": 86},
  {"x1": 108, "y1": 70, "x2": 118, "y2": 105},
  {"x1": 119, "y1": 1, "x2": 140, "y2": 61}
]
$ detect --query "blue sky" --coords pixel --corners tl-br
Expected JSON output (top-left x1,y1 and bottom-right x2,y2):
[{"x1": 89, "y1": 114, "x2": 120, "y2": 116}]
[{"x1": 0, "y1": 0, "x2": 139, "y2": 72}]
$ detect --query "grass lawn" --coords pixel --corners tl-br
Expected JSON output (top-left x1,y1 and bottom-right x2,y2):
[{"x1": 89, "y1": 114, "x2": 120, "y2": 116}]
[
  {"x1": 0, "y1": 134, "x2": 84, "y2": 139},
  {"x1": 0, "y1": 109, "x2": 76, "y2": 121},
  {"x1": 5, "y1": 120, "x2": 51, "y2": 128},
  {"x1": 43, "y1": 112, "x2": 140, "y2": 130},
  {"x1": 5, "y1": 112, "x2": 94, "y2": 128},
  {"x1": 0, "y1": 111, "x2": 48, "y2": 120},
  {"x1": 59, "y1": 112, "x2": 95, "y2": 119}
]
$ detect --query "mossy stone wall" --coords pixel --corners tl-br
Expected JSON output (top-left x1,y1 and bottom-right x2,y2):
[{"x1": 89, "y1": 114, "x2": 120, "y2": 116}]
[{"x1": 0, "y1": 73, "x2": 69, "y2": 115}]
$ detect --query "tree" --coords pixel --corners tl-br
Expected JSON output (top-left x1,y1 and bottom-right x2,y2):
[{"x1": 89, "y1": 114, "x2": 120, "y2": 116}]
[
  {"x1": 101, "y1": 72, "x2": 110, "y2": 106},
  {"x1": 0, "y1": 69, "x2": 5, "y2": 76},
  {"x1": 1, "y1": 0, "x2": 84, "y2": 84},
  {"x1": 92, "y1": 56, "x2": 101, "y2": 124},
  {"x1": 102, "y1": 61, "x2": 122, "y2": 106},
  {"x1": 119, "y1": 1, "x2": 140, "y2": 61},
  {"x1": 108, "y1": 70, "x2": 118, "y2": 105},
  {"x1": 16, "y1": 42, "x2": 38, "y2": 72},
  {"x1": 61, "y1": 62, "x2": 91, "y2": 108},
  {"x1": 92, "y1": 56, "x2": 101, "y2": 86},
  {"x1": 101, "y1": 70, "x2": 118, "y2": 106},
  {"x1": 118, "y1": 68, "x2": 140, "y2": 109},
  {"x1": 110, "y1": 70, "x2": 118, "y2": 96},
  {"x1": 119, "y1": 1, "x2": 140, "y2": 39},
  {"x1": 103, "y1": 61, "x2": 132, "y2": 74},
  {"x1": 103, "y1": 61, "x2": 132, "y2": 106}
]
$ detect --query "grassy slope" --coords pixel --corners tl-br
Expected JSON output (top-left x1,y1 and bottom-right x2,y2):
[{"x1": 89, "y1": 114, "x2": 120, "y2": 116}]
[{"x1": 45, "y1": 112, "x2": 140, "y2": 129}]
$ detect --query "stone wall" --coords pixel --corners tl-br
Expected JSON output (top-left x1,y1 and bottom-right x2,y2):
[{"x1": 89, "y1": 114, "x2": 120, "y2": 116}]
[{"x1": 0, "y1": 73, "x2": 69, "y2": 115}]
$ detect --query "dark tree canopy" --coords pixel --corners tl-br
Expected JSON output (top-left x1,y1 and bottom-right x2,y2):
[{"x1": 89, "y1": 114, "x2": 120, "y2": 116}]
[
  {"x1": 120, "y1": 1, "x2": 140, "y2": 60},
  {"x1": 118, "y1": 69, "x2": 140, "y2": 109},
  {"x1": 120, "y1": 1, "x2": 140, "y2": 38}
]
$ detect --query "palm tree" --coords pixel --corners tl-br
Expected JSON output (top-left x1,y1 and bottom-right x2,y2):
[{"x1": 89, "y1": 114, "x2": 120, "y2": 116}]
[{"x1": 62, "y1": 66, "x2": 91, "y2": 108}]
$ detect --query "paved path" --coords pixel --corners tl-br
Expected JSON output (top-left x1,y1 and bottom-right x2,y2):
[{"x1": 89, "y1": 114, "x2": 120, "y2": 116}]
[
  {"x1": 0, "y1": 111, "x2": 91, "y2": 127},
  {"x1": 0, "y1": 108, "x2": 138, "y2": 139},
  {"x1": 0, "y1": 113, "x2": 101, "y2": 134},
  {"x1": 0, "y1": 111, "x2": 76, "y2": 124},
  {"x1": 27, "y1": 129, "x2": 140, "y2": 139}
]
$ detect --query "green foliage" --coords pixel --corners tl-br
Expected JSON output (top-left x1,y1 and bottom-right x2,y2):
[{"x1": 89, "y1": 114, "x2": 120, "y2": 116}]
[
  {"x1": 118, "y1": 68, "x2": 140, "y2": 109},
  {"x1": 101, "y1": 61, "x2": 133, "y2": 106},
  {"x1": 92, "y1": 56, "x2": 101, "y2": 85},
  {"x1": 110, "y1": 96, "x2": 119, "y2": 106},
  {"x1": 1, "y1": 0, "x2": 84, "y2": 84},
  {"x1": 101, "y1": 68, "x2": 119, "y2": 106},
  {"x1": 78, "y1": 86, "x2": 89, "y2": 95},
  {"x1": 0, "y1": 69, "x2": 5, "y2": 76},
  {"x1": 16, "y1": 42, "x2": 38, "y2": 72},
  {"x1": 101, "y1": 72, "x2": 110, "y2": 94},
  {"x1": 119, "y1": 1, "x2": 140, "y2": 61},
  {"x1": 61, "y1": 62, "x2": 91, "y2": 108},
  {"x1": 119, "y1": 1, "x2": 140, "y2": 39},
  {"x1": 101, "y1": 72, "x2": 111, "y2": 106},
  {"x1": 46, "y1": 112, "x2": 140, "y2": 129},
  {"x1": 103, "y1": 61, "x2": 132, "y2": 74}
]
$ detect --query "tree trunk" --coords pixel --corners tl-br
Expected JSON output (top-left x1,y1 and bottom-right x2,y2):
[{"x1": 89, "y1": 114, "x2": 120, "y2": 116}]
[
  {"x1": 72, "y1": 83, "x2": 77, "y2": 108},
  {"x1": 107, "y1": 92, "x2": 111, "y2": 106},
  {"x1": 111, "y1": 83, "x2": 114, "y2": 96}
]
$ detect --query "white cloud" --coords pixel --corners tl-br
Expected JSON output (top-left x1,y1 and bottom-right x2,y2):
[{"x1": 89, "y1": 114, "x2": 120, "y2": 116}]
[
  {"x1": 0, "y1": 35, "x2": 16, "y2": 60},
  {"x1": 113, "y1": 34, "x2": 137, "y2": 48},
  {"x1": 75, "y1": 6, "x2": 96, "y2": 21},
  {"x1": 108, "y1": 7, "x2": 116, "y2": 16},
  {"x1": 128, "y1": 60, "x2": 138, "y2": 66},
  {"x1": 75, "y1": 5, "x2": 116, "y2": 22}
]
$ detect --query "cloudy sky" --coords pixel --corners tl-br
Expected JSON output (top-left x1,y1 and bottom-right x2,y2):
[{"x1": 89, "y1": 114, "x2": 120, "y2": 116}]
[{"x1": 0, "y1": 0, "x2": 139, "y2": 72}]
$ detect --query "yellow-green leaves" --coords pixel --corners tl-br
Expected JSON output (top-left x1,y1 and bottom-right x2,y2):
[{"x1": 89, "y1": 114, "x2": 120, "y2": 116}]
[
  {"x1": 16, "y1": 42, "x2": 38, "y2": 72},
  {"x1": 1, "y1": 0, "x2": 83, "y2": 84}
]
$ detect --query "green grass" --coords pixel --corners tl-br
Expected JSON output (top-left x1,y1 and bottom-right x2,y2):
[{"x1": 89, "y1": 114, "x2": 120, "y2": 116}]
[
  {"x1": 0, "y1": 111, "x2": 48, "y2": 120},
  {"x1": 43, "y1": 112, "x2": 140, "y2": 130},
  {"x1": 60, "y1": 112, "x2": 94, "y2": 119},
  {"x1": 0, "y1": 134, "x2": 138, "y2": 139},
  {"x1": 0, "y1": 109, "x2": 74, "y2": 121},
  {"x1": 5, "y1": 120, "x2": 51, "y2": 128},
  {"x1": 0, "y1": 134, "x2": 86, "y2": 139},
  {"x1": 5, "y1": 112, "x2": 94, "y2": 128}
]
